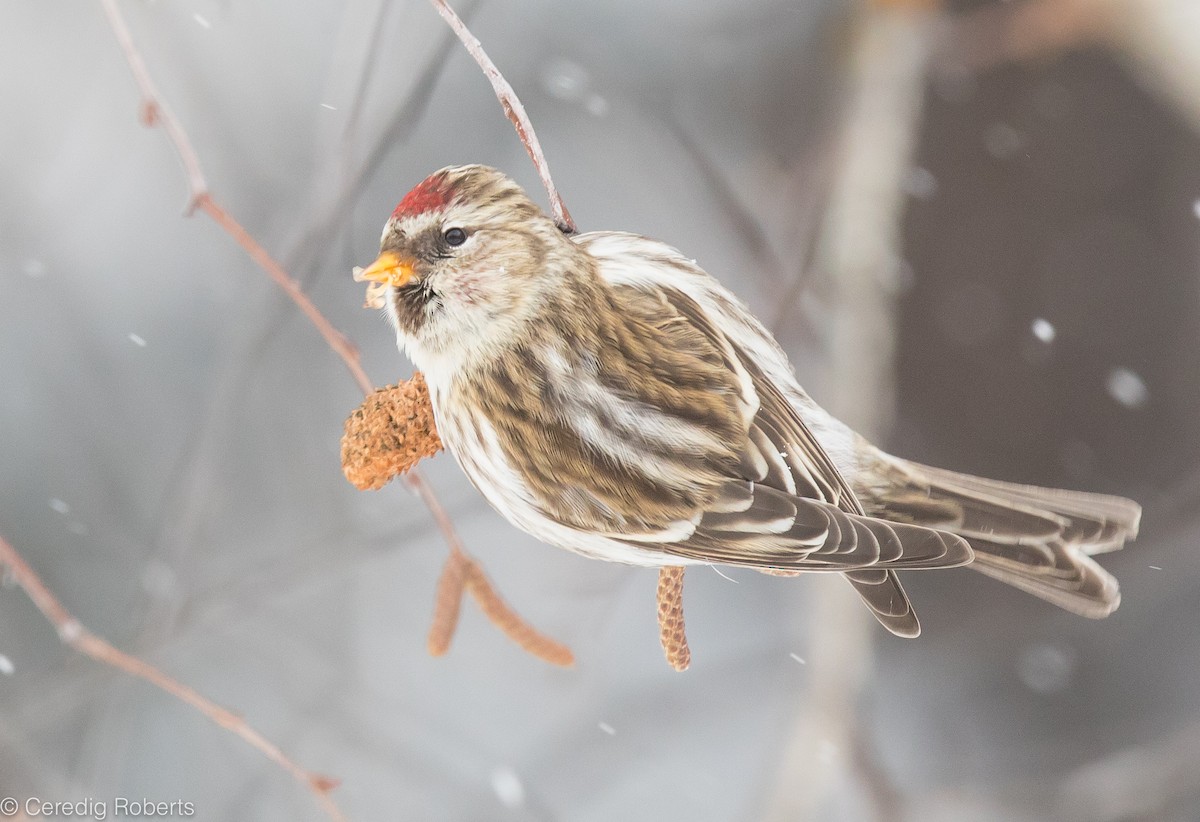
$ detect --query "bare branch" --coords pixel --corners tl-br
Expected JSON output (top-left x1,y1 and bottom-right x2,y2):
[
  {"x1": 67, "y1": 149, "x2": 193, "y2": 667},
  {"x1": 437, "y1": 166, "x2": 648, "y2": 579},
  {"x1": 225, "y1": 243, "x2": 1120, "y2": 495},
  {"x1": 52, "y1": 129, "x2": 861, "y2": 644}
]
[
  {"x1": 428, "y1": 0, "x2": 576, "y2": 234},
  {"x1": 96, "y1": 0, "x2": 566, "y2": 668},
  {"x1": 0, "y1": 536, "x2": 346, "y2": 822},
  {"x1": 196, "y1": 195, "x2": 374, "y2": 395},
  {"x1": 97, "y1": 0, "x2": 208, "y2": 212},
  {"x1": 662, "y1": 117, "x2": 789, "y2": 289},
  {"x1": 282, "y1": 0, "x2": 482, "y2": 279}
]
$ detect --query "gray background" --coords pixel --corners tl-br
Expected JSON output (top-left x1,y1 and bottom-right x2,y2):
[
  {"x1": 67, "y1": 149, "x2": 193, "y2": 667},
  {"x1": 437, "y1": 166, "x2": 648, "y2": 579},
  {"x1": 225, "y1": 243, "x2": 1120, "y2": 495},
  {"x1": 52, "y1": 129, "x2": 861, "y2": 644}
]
[{"x1": 3, "y1": 0, "x2": 1199, "y2": 819}]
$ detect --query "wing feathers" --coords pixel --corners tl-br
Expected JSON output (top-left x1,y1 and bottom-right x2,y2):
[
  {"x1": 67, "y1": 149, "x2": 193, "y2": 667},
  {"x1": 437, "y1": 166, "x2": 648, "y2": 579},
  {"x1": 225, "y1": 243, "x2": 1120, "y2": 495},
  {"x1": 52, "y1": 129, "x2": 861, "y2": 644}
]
[
  {"x1": 581, "y1": 234, "x2": 1134, "y2": 637},
  {"x1": 666, "y1": 482, "x2": 973, "y2": 573}
]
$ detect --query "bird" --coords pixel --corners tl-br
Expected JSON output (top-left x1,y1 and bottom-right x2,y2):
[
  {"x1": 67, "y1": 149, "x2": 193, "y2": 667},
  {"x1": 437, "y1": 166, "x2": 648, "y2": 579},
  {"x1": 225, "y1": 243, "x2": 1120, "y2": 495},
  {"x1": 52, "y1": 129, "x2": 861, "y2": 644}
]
[{"x1": 354, "y1": 164, "x2": 1141, "y2": 637}]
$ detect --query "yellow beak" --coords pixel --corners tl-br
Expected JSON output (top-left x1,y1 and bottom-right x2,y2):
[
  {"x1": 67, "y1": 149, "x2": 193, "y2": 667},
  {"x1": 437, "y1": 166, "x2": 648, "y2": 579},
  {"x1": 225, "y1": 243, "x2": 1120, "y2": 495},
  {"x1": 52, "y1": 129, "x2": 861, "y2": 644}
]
[{"x1": 354, "y1": 251, "x2": 415, "y2": 288}]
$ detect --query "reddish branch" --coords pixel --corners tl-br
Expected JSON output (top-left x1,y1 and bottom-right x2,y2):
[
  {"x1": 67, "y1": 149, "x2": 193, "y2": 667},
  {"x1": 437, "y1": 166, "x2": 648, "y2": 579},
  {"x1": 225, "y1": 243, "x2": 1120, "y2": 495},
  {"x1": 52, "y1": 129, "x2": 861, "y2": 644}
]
[
  {"x1": 0, "y1": 536, "x2": 346, "y2": 821},
  {"x1": 428, "y1": 0, "x2": 576, "y2": 234},
  {"x1": 98, "y1": 0, "x2": 568, "y2": 659},
  {"x1": 0, "y1": 0, "x2": 583, "y2": 814},
  {"x1": 938, "y1": 0, "x2": 1108, "y2": 73},
  {"x1": 97, "y1": 0, "x2": 207, "y2": 211},
  {"x1": 197, "y1": 196, "x2": 374, "y2": 394}
]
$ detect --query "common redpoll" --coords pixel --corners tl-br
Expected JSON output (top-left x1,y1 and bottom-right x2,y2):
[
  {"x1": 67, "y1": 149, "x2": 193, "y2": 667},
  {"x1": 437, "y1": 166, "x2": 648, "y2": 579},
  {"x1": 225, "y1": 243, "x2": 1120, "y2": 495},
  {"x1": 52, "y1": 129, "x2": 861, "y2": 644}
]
[{"x1": 355, "y1": 164, "x2": 1140, "y2": 636}]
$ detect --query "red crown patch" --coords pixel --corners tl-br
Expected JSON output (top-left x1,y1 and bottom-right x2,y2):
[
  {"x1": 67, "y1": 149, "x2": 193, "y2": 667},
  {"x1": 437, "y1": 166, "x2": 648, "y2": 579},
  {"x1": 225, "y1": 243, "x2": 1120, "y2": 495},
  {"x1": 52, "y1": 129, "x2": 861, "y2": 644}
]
[{"x1": 392, "y1": 176, "x2": 453, "y2": 219}]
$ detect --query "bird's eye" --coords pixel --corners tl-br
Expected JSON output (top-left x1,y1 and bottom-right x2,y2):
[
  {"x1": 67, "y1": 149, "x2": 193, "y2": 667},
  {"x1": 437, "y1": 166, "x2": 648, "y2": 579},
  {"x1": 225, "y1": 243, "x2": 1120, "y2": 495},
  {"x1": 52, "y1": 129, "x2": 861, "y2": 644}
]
[{"x1": 443, "y1": 227, "x2": 467, "y2": 247}]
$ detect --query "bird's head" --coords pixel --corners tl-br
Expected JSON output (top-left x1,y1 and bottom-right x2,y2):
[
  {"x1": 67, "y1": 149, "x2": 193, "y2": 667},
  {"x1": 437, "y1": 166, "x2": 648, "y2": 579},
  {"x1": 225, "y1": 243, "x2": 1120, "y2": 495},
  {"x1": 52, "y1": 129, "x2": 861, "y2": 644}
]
[{"x1": 356, "y1": 165, "x2": 571, "y2": 376}]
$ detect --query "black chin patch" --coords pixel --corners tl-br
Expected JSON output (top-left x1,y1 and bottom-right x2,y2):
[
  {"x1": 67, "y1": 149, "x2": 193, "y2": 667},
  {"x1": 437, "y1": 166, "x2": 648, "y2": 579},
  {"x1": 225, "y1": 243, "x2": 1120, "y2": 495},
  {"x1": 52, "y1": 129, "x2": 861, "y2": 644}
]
[{"x1": 391, "y1": 281, "x2": 440, "y2": 334}]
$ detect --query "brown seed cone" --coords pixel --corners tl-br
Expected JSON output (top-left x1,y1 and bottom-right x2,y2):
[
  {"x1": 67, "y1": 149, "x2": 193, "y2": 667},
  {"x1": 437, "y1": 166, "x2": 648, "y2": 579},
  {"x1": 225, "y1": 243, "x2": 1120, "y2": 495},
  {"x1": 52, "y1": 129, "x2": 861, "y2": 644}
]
[
  {"x1": 341, "y1": 373, "x2": 443, "y2": 491},
  {"x1": 657, "y1": 566, "x2": 691, "y2": 672}
]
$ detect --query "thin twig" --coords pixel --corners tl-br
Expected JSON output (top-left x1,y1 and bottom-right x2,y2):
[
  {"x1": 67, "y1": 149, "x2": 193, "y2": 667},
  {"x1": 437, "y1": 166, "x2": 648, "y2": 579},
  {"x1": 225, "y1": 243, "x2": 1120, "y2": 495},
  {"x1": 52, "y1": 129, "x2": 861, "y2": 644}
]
[
  {"x1": 662, "y1": 116, "x2": 790, "y2": 289},
  {"x1": 97, "y1": 0, "x2": 207, "y2": 212},
  {"x1": 427, "y1": 0, "x2": 576, "y2": 234},
  {"x1": 98, "y1": 0, "x2": 564, "y2": 666},
  {"x1": 196, "y1": 195, "x2": 373, "y2": 395},
  {"x1": 281, "y1": 0, "x2": 482, "y2": 282},
  {"x1": 0, "y1": 536, "x2": 346, "y2": 822},
  {"x1": 769, "y1": 122, "x2": 845, "y2": 337}
]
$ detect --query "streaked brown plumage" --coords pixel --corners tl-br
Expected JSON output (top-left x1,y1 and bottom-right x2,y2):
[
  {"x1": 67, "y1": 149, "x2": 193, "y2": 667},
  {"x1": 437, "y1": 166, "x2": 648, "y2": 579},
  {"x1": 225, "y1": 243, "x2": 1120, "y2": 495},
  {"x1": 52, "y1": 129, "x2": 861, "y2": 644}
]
[{"x1": 356, "y1": 164, "x2": 1141, "y2": 637}]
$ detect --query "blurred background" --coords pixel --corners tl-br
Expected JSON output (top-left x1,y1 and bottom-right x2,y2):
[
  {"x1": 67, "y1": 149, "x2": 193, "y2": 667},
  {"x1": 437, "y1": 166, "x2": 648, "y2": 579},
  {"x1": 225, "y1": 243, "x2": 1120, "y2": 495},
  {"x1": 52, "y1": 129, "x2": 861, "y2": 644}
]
[{"x1": 3, "y1": 0, "x2": 1199, "y2": 819}]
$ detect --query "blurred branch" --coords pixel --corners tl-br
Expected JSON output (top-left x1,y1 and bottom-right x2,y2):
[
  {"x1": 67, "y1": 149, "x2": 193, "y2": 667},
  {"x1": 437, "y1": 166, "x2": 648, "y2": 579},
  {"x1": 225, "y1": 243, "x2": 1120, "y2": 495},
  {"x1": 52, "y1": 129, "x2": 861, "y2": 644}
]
[
  {"x1": 849, "y1": 719, "x2": 905, "y2": 822},
  {"x1": 663, "y1": 118, "x2": 789, "y2": 286},
  {"x1": 936, "y1": 0, "x2": 1107, "y2": 72},
  {"x1": 338, "y1": 0, "x2": 395, "y2": 150},
  {"x1": 97, "y1": 0, "x2": 207, "y2": 212},
  {"x1": 1057, "y1": 720, "x2": 1200, "y2": 821},
  {"x1": 427, "y1": 0, "x2": 576, "y2": 234},
  {"x1": 0, "y1": 535, "x2": 346, "y2": 821},
  {"x1": 282, "y1": 0, "x2": 482, "y2": 278},
  {"x1": 194, "y1": 196, "x2": 374, "y2": 394},
  {"x1": 763, "y1": 3, "x2": 937, "y2": 819},
  {"x1": 768, "y1": 123, "x2": 844, "y2": 338},
  {"x1": 939, "y1": 0, "x2": 1200, "y2": 133},
  {"x1": 90, "y1": 0, "x2": 570, "y2": 773}
]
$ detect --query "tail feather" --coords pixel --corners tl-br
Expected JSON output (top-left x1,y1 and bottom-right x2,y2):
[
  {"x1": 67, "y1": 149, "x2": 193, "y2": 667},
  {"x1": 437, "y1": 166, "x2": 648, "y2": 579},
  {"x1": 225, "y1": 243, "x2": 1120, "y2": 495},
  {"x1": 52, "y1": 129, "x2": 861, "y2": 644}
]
[
  {"x1": 969, "y1": 540, "x2": 1121, "y2": 618},
  {"x1": 869, "y1": 455, "x2": 1140, "y2": 618},
  {"x1": 910, "y1": 463, "x2": 1141, "y2": 554}
]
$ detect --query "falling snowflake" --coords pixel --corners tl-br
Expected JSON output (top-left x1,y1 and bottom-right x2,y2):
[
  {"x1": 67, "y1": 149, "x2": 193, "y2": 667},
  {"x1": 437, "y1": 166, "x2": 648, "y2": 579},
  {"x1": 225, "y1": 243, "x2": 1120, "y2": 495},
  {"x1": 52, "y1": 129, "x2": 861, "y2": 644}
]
[
  {"x1": 902, "y1": 167, "x2": 938, "y2": 200},
  {"x1": 1106, "y1": 367, "x2": 1148, "y2": 409},
  {"x1": 490, "y1": 767, "x2": 525, "y2": 809},
  {"x1": 541, "y1": 59, "x2": 589, "y2": 103},
  {"x1": 1031, "y1": 318, "x2": 1056, "y2": 343},
  {"x1": 985, "y1": 122, "x2": 1025, "y2": 159},
  {"x1": 1018, "y1": 643, "x2": 1075, "y2": 694}
]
